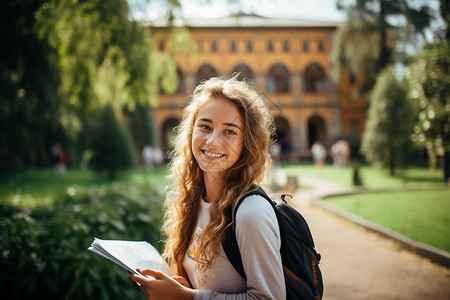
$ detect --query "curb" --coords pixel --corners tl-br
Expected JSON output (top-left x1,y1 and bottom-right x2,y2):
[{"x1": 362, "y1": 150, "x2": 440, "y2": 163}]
[{"x1": 312, "y1": 194, "x2": 450, "y2": 269}]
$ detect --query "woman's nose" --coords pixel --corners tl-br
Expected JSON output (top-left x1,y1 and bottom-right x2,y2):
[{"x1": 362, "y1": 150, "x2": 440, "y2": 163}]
[{"x1": 206, "y1": 131, "x2": 220, "y2": 146}]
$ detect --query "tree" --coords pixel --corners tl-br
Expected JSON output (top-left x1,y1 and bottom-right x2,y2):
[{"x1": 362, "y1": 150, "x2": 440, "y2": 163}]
[
  {"x1": 0, "y1": 0, "x2": 184, "y2": 170},
  {"x1": 0, "y1": 0, "x2": 65, "y2": 170},
  {"x1": 361, "y1": 66, "x2": 415, "y2": 175},
  {"x1": 126, "y1": 104, "x2": 155, "y2": 153},
  {"x1": 36, "y1": 0, "x2": 158, "y2": 164},
  {"x1": 89, "y1": 104, "x2": 135, "y2": 179},
  {"x1": 407, "y1": 39, "x2": 450, "y2": 181},
  {"x1": 331, "y1": 0, "x2": 434, "y2": 101}
]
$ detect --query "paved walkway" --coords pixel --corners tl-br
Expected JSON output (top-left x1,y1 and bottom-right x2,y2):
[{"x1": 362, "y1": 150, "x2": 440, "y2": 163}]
[{"x1": 272, "y1": 173, "x2": 450, "y2": 300}]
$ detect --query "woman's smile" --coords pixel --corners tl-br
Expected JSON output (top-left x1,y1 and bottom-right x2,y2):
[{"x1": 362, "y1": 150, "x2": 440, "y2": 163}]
[{"x1": 201, "y1": 149, "x2": 225, "y2": 159}]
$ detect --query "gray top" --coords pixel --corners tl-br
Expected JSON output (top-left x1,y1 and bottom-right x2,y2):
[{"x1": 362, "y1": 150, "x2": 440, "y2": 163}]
[{"x1": 183, "y1": 195, "x2": 285, "y2": 300}]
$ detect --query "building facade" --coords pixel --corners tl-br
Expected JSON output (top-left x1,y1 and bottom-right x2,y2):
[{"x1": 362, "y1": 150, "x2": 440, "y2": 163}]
[{"x1": 149, "y1": 15, "x2": 366, "y2": 161}]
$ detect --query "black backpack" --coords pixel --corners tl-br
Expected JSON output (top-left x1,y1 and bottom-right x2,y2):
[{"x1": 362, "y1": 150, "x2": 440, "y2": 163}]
[{"x1": 223, "y1": 186, "x2": 324, "y2": 300}]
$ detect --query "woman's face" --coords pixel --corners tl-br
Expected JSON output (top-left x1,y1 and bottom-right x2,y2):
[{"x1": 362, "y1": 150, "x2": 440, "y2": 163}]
[{"x1": 192, "y1": 96, "x2": 245, "y2": 179}]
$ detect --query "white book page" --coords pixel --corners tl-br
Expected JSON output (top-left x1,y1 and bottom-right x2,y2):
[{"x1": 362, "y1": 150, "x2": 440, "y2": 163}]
[{"x1": 88, "y1": 238, "x2": 173, "y2": 276}]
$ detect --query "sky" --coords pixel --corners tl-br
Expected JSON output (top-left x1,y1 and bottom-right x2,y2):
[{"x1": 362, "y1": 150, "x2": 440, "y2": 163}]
[
  {"x1": 179, "y1": 0, "x2": 345, "y2": 21},
  {"x1": 131, "y1": 0, "x2": 443, "y2": 38},
  {"x1": 133, "y1": 0, "x2": 345, "y2": 22}
]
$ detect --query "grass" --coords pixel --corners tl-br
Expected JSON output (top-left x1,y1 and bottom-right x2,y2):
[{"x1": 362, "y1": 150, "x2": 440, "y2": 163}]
[
  {"x1": 1, "y1": 163, "x2": 448, "y2": 252},
  {"x1": 281, "y1": 162, "x2": 446, "y2": 188},
  {"x1": 280, "y1": 162, "x2": 449, "y2": 252},
  {"x1": 0, "y1": 166, "x2": 170, "y2": 207},
  {"x1": 325, "y1": 190, "x2": 450, "y2": 253}
]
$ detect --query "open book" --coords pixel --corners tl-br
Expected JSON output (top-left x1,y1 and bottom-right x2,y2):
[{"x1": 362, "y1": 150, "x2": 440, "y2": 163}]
[{"x1": 88, "y1": 238, "x2": 173, "y2": 277}]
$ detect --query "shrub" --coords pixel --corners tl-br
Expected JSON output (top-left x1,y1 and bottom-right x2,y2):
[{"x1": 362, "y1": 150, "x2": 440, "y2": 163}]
[
  {"x1": 89, "y1": 104, "x2": 136, "y2": 179},
  {"x1": 0, "y1": 181, "x2": 164, "y2": 299}
]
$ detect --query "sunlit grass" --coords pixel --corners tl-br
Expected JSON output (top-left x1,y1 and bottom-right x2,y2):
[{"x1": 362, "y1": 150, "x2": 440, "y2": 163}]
[
  {"x1": 1, "y1": 163, "x2": 448, "y2": 252},
  {"x1": 325, "y1": 190, "x2": 450, "y2": 252},
  {"x1": 281, "y1": 162, "x2": 445, "y2": 188},
  {"x1": 0, "y1": 166, "x2": 170, "y2": 207}
]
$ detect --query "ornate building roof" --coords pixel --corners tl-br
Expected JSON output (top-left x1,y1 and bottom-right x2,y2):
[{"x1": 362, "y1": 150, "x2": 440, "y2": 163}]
[{"x1": 147, "y1": 13, "x2": 339, "y2": 28}]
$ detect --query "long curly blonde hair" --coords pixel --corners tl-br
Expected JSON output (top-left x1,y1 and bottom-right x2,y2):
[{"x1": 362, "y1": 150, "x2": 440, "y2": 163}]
[{"x1": 161, "y1": 75, "x2": 275, "y2": 279}]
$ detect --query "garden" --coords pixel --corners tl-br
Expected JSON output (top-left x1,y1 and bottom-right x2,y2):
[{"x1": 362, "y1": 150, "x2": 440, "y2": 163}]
[
  {"x1": 1, "y1": 162, "x2": 448, "y2": 298},
  {"x1": 282, "y1": 163, "x2": 450, "y2": 253},
  {"x1": 0, "y1": 167, "x2": 169, "y2": 299}
]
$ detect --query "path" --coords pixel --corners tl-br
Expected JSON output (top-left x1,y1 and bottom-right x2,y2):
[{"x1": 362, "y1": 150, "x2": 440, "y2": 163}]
[{"x1": 274, "y1": 173, "x2": 450, "y2": 300}]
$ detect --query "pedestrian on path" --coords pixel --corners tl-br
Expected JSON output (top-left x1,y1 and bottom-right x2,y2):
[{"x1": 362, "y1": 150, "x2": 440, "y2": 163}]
[
  {"x1": 311, "y1": 140, "x2": 327, "y2": 169},
  {"x1": 142, "y1": 145, "x2": 154, "y2": 170}
]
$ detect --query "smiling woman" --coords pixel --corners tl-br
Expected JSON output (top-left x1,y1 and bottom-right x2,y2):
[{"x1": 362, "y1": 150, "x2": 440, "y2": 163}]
[
  {"x1": 129, "y1": 76, "x2": 285, "y2": 299},
  {"x1": 192, "y1": 96, "x2": 245, "y2": 179}
]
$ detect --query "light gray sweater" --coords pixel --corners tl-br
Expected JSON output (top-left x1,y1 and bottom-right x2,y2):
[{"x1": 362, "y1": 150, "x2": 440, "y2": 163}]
[{"x1": 183, "y1": 195, "x2": 286, "y2": 300}]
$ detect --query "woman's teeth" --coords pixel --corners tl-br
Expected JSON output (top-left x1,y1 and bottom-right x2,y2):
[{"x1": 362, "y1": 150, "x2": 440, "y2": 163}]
[{"x1": 203, "y1": 150, "x2": 223, "y2": 158}]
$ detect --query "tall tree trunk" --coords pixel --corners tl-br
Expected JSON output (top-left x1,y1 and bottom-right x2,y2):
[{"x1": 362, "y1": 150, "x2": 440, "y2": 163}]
[
  {"x1": 443, "y1": 150, "x2": 450, "y2": 184},
  {"x1": 378, "y1": 0, "x2": 390, "y2": 71}
]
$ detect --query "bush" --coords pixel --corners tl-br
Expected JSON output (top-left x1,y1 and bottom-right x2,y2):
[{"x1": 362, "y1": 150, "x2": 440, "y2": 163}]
[
  {"x1": 0, "y1": 181, "x2": 164, "y2": 299},
  {"x1": 89, "y1": 104, "x2": 136, "y2": 179}
]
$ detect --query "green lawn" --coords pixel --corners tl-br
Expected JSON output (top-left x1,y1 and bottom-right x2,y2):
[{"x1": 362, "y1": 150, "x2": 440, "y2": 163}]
[
  {"x1": 281, "y1": 162, "x2": 446, "y2": 188},
  {"x1": 2, "y1": 163, "x2": 448, "y2": 253},
  {"x1": 324, "y1": 190, "x2": 450, "y2": 252},
  {"x1": 0, "y1": 166, "x2": 170, "y2": 207},
  {"x1": 281, "y1": 163, "x2": 449, "y2": 252}
]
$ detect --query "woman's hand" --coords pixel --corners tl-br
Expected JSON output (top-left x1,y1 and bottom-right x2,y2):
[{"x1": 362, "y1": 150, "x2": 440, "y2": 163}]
[
  {"x1": 172, "y1": 275, "x2": 192, "y2": 288},
  {"x1": 130, "y1": 269, "x2": 194, "y2": 300}
]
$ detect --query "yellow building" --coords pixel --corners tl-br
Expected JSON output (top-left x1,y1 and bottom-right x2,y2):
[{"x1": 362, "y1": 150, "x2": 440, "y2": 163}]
[{"x1": 149, "y1": 14, "x2": 365, "y2": 160}]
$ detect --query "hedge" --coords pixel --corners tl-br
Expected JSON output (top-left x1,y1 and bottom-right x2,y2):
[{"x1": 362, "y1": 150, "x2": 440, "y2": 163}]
[{"x1": 0, "y1": 181, "x2": 164, "y2": 299}]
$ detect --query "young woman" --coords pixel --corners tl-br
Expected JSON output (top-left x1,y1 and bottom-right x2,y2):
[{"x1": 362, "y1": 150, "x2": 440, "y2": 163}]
[{"x1": 131, "y1": 76, "x2": 286, "y2": 300}]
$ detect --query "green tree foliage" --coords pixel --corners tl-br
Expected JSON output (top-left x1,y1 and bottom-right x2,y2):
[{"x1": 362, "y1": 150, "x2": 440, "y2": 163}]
[
  {"x1": 0, "y1": 182, "x2": 164, "y2": 299},
  {"x1": 0, "y1": 0, "x2": 65, "y2": 170},
  {"x1": 361, "y1": 66, "x2": 415, "y2": 175},
  {"x1": 127, "y1": 104, "x2": 155, "y2": 153},
  {"x1": 36, "y1": 0, "x2": 158, "y2": 161},
  {"x1": 331, "y1": 0, "x2": 434, "y2": 101},
  {"x1": 439, "y1": 0, "x2": 450, "y2": 40},
  {"x1": 407, "y1": 39, "x2": 450, "y2": 178},
  {"x1": 89, "y1": 105, "x2": 135, "y2": 179},
  {"x1": 1, "y1": 0, "x2": 186, "y2": 170}
]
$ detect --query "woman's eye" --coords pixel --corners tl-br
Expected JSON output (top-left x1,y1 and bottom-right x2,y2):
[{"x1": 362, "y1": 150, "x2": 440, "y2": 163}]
[
  {"x1": 199, "y1": 124, "x2": 210, "y2": 130},
  {"x1": 225, "y1": 129, "x2": 236, "y2": 135}
]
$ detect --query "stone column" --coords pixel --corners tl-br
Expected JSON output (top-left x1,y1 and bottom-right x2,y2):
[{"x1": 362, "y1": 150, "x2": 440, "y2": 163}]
[
  {"x1": 150, "y1": 108, "x2": 161, "y2": 149},
  {"x1": 255, "y1": 72, "x2": 265, "y2": 92},
  {"x1": 327, "y1": 76, "x2": 341, "y2": 141},
  {"x1": 292, "y1": 72, "x2": 305, "y2": 159}
]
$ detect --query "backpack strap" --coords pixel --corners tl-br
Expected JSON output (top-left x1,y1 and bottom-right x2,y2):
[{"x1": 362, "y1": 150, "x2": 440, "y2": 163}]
[{"x1": 222, "y1": 185, "x2": 275, "y2": 280}]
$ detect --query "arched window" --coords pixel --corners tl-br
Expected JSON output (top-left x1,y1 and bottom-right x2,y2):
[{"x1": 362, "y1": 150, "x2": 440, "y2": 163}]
[
  {"x1": 307, "y1": 115, "x2": 326, "y2": 149},
  {"x1": 267, "y1": 40, "x2": 273, "y2": 52},
  {"x1": 274, "y1": 116, "x2": 291, "y2": 161},
  {"x1": 318, "y1": 40, "x2": 324, "y2": 52},
  {"x1": 304, "y1": 63, "x2": 326, "y2": 93},
  {"x1": 303, "y1": 40, "x2": 309, "y2": 52},
  {"x1": 247, "y1": 40, "x2": 253, "y2": 52},
  {"x1": 211, "y1": 40, "x2": 217, "y2": 52},
  {"x1": 197, "y1": 64, "x2": 217, "y2": 85},
  {"x1": 232, "y1": 64, "x2": 253, "y2": 82},
  {"x1": 267, "y1": 64, "x2": 290, "y2": 93},
  {"x1": 230, "y1": 40, "x2": 237, "y2": 52},
  {"x1": 283, "y1": 40, "x2": 289, "y2": 52}
]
